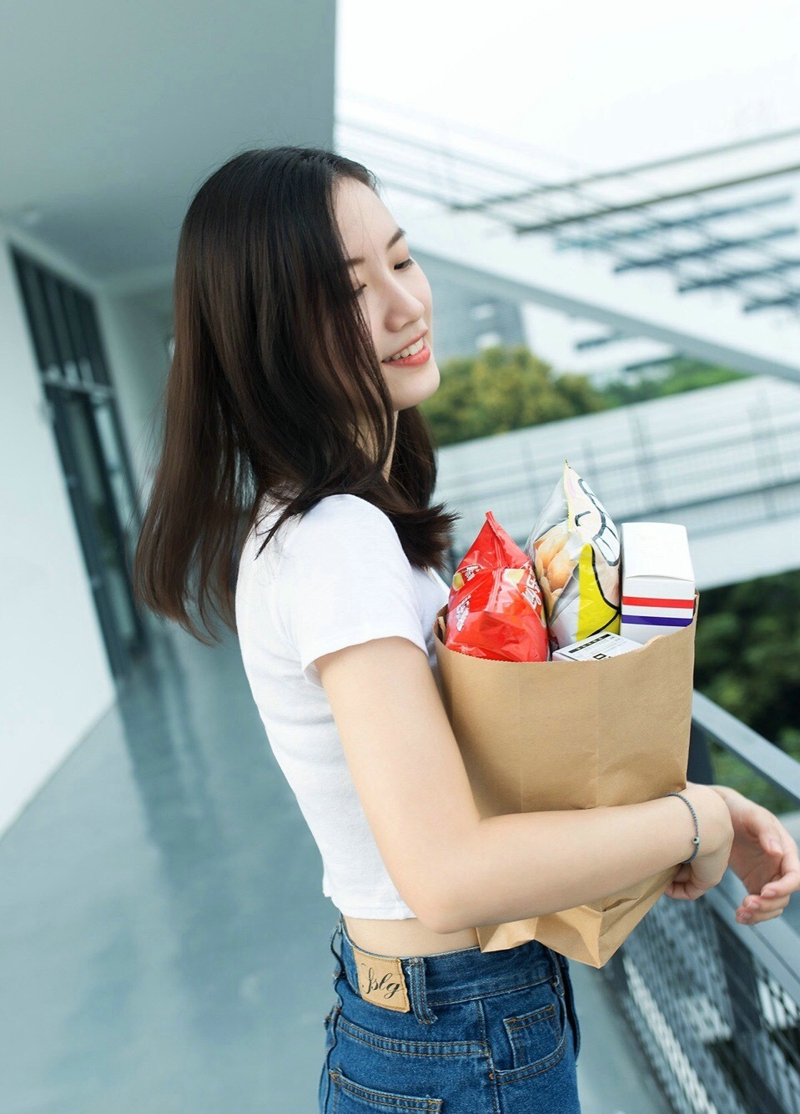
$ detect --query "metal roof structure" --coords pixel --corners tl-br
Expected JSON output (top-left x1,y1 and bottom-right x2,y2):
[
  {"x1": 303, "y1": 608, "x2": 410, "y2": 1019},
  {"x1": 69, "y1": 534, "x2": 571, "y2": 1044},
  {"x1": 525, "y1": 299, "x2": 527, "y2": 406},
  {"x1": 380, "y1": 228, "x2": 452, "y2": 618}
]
[{"x1": 336, "y1": 96, "x2": 800, "y2": 375}]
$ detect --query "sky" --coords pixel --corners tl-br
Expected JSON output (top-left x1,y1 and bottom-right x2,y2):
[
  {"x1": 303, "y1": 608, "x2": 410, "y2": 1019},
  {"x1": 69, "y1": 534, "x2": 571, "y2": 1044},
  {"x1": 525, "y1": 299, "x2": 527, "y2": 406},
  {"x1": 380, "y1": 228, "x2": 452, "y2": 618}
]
[{"x1": 336, "y1": 0, "x2": 800, "y2": 173}]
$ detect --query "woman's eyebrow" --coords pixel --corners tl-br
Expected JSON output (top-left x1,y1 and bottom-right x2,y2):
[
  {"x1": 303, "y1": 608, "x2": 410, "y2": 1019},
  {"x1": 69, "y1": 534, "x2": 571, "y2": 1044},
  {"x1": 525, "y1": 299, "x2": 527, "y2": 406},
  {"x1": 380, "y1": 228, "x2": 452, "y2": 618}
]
[{"x1": 345, "y1": 227, "x2": 406, "y2": 266}]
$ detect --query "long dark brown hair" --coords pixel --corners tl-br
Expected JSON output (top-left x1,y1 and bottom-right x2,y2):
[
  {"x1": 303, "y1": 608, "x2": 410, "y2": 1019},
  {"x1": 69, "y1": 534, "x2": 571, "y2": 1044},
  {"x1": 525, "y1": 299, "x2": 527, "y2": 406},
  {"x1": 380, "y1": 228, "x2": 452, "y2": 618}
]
[{"x1": 134, "y1": 146, "x2": 459, "y2": 644}]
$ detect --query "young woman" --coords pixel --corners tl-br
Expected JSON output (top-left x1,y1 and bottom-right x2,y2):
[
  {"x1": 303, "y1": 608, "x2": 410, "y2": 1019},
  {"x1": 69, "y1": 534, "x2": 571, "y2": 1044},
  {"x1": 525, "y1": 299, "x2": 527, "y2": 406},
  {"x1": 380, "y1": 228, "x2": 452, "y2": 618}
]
[{"x1": 134, "y1": 146, "x2": 800, "y2": 1114}]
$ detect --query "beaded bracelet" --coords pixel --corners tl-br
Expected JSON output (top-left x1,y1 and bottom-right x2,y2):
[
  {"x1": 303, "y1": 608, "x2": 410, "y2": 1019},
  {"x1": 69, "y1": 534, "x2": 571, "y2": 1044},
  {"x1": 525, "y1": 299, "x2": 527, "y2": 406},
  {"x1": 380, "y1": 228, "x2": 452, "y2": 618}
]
[{"x1": 666, "y1": 791, "x2": 701, "y2": 863}]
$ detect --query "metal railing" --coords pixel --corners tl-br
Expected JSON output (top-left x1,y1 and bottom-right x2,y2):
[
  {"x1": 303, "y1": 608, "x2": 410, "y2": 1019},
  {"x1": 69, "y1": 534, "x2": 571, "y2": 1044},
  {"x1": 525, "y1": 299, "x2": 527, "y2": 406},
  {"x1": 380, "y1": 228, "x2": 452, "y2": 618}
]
[
  {"x1": 603, "y1": 692, "x2": 800, "y2": 1114},
  {"x1": 433, "y1": 387, "x2": 800, "y2": 563}
]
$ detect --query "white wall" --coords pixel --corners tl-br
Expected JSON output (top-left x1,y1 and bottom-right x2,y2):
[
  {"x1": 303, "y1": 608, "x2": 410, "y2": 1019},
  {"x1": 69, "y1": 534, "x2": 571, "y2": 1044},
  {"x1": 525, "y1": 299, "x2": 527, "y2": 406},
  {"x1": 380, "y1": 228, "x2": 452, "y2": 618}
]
[{"x1": 0, "y1": 227, "x2": 116, "y2": 836}]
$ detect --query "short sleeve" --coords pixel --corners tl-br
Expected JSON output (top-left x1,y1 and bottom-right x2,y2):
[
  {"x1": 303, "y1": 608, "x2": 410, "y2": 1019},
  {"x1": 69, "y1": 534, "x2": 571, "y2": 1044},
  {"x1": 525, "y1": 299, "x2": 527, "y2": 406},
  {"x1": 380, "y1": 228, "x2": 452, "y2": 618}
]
[{"x1": 278, "y1": 494, "x2": 429, "y2": 687}]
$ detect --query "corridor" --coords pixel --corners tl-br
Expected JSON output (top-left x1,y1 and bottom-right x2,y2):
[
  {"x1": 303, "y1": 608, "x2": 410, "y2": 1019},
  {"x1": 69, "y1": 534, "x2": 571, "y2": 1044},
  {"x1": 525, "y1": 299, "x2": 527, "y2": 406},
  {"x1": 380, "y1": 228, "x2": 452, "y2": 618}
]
[{"x1": 0, "y1": 617, "x2": 670, "y2": 1113}]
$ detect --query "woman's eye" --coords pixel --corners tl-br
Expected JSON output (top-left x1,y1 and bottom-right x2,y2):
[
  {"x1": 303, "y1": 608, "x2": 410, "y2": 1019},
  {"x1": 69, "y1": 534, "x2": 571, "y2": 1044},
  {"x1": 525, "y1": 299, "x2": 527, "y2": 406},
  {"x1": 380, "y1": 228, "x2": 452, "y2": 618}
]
[{"x1": 351, "y1": 259, "x2": 413, "y2": 296}]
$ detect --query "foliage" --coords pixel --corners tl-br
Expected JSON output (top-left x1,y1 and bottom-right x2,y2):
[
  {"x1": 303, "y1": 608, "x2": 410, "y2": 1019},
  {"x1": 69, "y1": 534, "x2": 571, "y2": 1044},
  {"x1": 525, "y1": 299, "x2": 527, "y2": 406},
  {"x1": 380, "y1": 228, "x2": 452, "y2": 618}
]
[
  {"x1": 595, "y1": 357, "x2": 746, "y2": 408},
  {"x1": 694, "y1": 570, "x2": 800, "y2": 809},
  {"x1": 694, "y1": 570, "x2": 800, "y2": 744},
  {"x1": 419, "y1": 345, "x2": 606, "y2": 447},
  {"x1": 421, "y1": 345, "x2": 746, "y2": 448},
  {"x1": 707, "y1": 738, "x2": 800, "y2": 817}
]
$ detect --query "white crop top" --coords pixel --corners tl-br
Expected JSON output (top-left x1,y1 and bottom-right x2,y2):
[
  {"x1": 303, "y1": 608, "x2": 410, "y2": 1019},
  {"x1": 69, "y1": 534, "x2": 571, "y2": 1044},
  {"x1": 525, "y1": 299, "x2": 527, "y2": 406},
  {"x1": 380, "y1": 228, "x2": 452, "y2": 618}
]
[{"x1": 234, "y1": 492, "x2": 450, "y2": 919}]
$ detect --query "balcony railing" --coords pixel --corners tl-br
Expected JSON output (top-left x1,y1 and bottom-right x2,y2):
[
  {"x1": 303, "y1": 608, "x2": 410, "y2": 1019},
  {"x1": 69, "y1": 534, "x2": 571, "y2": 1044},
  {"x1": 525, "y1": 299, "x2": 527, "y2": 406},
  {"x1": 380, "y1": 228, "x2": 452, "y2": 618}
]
[
  {"x1": 433, "y1": 384, "x2": 800, "y2": 566},
  {"x1": 603, "y1": 692, "x2": 800, "y2": 1114}
]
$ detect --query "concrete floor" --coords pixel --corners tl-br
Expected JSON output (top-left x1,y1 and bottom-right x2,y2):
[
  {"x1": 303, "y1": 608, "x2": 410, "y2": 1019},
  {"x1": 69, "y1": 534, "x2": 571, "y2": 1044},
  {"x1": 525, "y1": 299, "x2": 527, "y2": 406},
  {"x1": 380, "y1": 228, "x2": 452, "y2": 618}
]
[{"x1": 0, "y1": 618, "x2": 673, "y2": 1113}]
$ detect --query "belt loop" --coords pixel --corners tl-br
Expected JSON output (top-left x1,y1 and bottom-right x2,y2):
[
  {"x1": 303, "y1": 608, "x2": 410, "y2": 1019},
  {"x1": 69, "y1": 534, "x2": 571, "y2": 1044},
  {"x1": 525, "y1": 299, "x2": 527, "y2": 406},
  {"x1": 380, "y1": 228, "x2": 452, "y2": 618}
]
[
  {"x1": 329, "y1": 916, "x2": 344, "y2": 982},
  {"x1": 550, "y1": 948, "x2": 564, "y2": 992},
  {"x1": 406, "y1": 957, "x2": 438, "y2": 1024},
  {"x1": 337, "y1": 917, "x2": 367, "y2": 1000}
]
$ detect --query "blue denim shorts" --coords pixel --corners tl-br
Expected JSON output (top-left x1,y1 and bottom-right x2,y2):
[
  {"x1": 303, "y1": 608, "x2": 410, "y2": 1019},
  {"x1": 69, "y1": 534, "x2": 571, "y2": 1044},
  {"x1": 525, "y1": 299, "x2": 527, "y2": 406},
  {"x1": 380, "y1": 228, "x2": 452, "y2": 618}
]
[{"x1": 319, "y1": 915, "x2": 581, "y2": 1113}]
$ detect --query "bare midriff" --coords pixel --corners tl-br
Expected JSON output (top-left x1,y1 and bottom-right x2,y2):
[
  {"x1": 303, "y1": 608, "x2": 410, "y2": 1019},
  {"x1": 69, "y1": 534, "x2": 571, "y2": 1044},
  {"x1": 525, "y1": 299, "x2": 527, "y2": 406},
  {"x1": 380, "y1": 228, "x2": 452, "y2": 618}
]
[{"x1": 343, "y1": 915, "x2": 480, "y2": 957}]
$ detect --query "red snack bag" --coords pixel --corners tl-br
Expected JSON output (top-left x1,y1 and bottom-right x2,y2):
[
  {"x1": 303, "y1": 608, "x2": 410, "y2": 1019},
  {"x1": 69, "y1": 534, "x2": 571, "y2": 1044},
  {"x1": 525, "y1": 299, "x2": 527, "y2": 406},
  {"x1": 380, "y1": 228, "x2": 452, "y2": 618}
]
[{"x1": 445, "y1": 511, "x2": 549, "y2": 662}]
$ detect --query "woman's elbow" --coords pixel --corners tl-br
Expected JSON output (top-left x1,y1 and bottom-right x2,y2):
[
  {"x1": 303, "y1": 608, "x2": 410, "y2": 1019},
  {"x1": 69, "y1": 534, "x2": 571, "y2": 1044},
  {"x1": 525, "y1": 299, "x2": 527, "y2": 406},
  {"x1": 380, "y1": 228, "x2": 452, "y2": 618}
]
[{"x1": 411, "y1": 875, "x2": 466, "y2": 936}]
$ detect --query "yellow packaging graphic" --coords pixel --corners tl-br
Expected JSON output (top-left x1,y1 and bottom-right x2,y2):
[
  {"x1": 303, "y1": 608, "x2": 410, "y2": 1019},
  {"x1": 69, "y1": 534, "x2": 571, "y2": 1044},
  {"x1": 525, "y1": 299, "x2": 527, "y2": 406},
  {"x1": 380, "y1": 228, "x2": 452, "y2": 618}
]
[{"x1": 525, "y1": 460, "x2": 621, "y2": 651}]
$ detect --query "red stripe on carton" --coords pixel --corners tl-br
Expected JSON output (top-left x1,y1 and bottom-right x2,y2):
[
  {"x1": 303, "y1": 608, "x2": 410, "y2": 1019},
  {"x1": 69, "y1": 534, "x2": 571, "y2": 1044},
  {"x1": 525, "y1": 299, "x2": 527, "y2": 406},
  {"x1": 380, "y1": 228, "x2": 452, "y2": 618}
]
[{"x1": 622, "y1": 595, "x2": 695, "y2": 610}]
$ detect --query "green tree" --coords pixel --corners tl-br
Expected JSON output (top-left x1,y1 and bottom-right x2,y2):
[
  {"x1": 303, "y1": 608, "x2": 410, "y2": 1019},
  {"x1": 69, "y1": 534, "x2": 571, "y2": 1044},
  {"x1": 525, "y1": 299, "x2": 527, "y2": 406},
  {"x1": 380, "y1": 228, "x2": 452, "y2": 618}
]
[
  {"x1": 596, "y1": 357, "x2": 746, "y2": 408},
  {"x1": 690, "y1": 570, "x2": 800, "y2": 812},
  {"x1": 419, "y1": 344, "x2": 606, "y2": 446},
  {"x1": 694, "y1": 570, "x2": 800, "y2": 746},
  {"x1": 420, "y1": 345, "x2": 746, "y2": 448}
]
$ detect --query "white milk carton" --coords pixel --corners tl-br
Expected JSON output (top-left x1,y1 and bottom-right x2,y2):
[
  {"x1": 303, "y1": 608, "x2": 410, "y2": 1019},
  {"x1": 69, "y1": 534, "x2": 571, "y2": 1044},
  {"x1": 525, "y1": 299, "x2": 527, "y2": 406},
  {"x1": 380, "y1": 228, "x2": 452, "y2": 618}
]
[
  {"x1": 620, "y1": 522, "x2": 695, "y2": 644},
  {"x1": 552, "y1": 631, "x2": 643, "y2": 662}
]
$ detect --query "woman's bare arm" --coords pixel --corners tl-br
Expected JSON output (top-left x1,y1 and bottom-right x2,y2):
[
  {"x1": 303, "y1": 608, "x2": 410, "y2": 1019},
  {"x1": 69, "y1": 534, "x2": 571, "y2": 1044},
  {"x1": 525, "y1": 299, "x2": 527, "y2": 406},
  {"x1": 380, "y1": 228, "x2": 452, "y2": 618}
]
[
  {"x1": 438, "y1": 786, "x2": 731, "y2": 933},
  {"x1": 315, "y1": 634, "x2": 732, "y2": 935}
]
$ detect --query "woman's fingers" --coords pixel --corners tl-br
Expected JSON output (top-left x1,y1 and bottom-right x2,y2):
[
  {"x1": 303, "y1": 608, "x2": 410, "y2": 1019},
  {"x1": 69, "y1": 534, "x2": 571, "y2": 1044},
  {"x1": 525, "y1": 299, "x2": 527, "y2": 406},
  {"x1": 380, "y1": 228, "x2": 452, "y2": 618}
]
[
  {"x1": 666, "y1": 818, "x2": 800, "y2": 924},
  {"x1": 762, "y1": 863, "x2": 800, "y2": 901},
  {"x1": 738, "y1": 890, "x2": 791, "y2": 923},
  {"x1": 732, "y1": 821, "x2": 800, "y2": 925},
  {"x1": 750, "y1": 830, "x2": 800, "y2": 915},
  {"x1": 665, "y1": 878, "x2": 710, "y2": 901},
  {"x1": 738, "y1": 905, "x2": 788, "y2": 925}
]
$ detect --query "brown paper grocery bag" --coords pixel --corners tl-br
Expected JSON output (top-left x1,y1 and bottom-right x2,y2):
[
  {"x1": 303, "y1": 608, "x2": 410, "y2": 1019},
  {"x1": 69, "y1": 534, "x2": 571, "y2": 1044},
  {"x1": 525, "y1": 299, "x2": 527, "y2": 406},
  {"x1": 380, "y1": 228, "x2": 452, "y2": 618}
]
[{"x1": 432, "y1": 592, "x2": 699, "y2": 968}]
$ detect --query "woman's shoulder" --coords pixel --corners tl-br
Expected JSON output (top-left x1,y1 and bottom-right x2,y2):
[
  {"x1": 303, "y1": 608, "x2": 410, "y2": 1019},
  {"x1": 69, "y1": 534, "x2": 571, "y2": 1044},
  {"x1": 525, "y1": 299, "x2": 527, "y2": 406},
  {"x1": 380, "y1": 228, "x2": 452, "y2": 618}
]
[
  {"x1": 287, "y1": 493, "x2": 399, "y2": 551},
  {"x1": 304, "y1": 492, "x2": 391, "y2": 521},
  {"x1": 252, "y1": 491, "x2": 399, "y2": 560}
]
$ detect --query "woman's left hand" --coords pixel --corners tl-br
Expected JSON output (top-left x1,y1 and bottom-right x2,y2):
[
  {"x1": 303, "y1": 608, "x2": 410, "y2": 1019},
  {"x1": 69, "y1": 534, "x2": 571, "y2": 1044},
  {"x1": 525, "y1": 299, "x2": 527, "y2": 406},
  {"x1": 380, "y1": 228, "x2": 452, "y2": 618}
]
[{"x1": 711, "y1": 784, "x2": 800, "y2": 926}]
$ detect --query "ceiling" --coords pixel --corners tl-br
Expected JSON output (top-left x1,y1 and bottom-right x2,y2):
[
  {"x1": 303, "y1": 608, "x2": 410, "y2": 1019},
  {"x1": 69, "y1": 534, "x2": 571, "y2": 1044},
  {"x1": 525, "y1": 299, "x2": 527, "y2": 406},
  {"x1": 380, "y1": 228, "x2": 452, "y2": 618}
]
[{"x1": 0, "y1": 0, "x2": 336, "y2": 290}]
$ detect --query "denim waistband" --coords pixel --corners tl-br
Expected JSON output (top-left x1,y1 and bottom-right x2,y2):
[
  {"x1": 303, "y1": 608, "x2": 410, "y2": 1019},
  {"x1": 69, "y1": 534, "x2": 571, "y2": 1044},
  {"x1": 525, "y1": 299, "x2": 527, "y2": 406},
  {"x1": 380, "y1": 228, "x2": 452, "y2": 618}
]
[{"x1": 332, "y1": 915, "x2": 562, "y2": 1018}]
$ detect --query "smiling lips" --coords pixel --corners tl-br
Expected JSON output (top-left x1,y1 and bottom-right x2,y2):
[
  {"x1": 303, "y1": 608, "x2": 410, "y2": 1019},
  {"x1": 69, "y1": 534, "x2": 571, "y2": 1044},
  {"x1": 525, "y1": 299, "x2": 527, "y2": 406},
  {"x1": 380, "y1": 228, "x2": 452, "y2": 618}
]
[{"x1": 383, "y1": 333, "x2": 431, "y2": 366}]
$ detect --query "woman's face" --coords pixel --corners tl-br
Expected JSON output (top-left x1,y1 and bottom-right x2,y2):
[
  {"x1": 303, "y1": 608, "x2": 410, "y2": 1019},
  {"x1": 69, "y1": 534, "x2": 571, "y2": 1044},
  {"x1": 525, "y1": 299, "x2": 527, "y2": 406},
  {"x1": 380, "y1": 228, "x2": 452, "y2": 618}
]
[{"x1": 333, "y1": 177, "x2": 439, "y2": 414}]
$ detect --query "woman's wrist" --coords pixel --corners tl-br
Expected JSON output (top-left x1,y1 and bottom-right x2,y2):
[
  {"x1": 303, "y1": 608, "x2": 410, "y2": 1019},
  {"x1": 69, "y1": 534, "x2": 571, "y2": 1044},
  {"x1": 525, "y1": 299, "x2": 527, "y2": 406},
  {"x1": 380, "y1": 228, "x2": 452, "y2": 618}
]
[
  {"x1": 666, "y1": 791, "x2": 701, "y2": 862},
  {"x1": 683, "y1": 784, "x2": 734, "y2": 855},
  {"x1": 708, "y1": 783, "x2": 740, "y2": 806}
]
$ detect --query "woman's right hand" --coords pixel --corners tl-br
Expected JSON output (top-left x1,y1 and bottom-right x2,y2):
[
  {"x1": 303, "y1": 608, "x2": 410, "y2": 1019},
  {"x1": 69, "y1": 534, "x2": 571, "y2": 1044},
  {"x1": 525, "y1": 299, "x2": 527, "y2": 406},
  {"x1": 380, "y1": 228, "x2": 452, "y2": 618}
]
[{"x1": 664, "y1": 782, "x2": 735, "y2": 901}]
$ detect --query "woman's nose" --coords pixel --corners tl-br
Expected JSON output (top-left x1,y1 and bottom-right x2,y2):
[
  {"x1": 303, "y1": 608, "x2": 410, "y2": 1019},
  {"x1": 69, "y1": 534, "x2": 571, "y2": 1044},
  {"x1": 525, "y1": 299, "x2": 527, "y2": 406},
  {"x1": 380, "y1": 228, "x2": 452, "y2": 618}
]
[{"x1": 385, "y1": 286, "x2": 425, "y2": 329}]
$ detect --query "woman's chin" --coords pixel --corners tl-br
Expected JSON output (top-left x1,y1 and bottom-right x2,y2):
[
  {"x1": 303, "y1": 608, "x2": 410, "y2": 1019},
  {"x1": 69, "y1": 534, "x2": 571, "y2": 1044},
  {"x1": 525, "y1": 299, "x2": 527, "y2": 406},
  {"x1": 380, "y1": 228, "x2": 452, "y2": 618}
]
[{"x1": 388, "y1": 359, "x2": 440, "y2": 410}]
